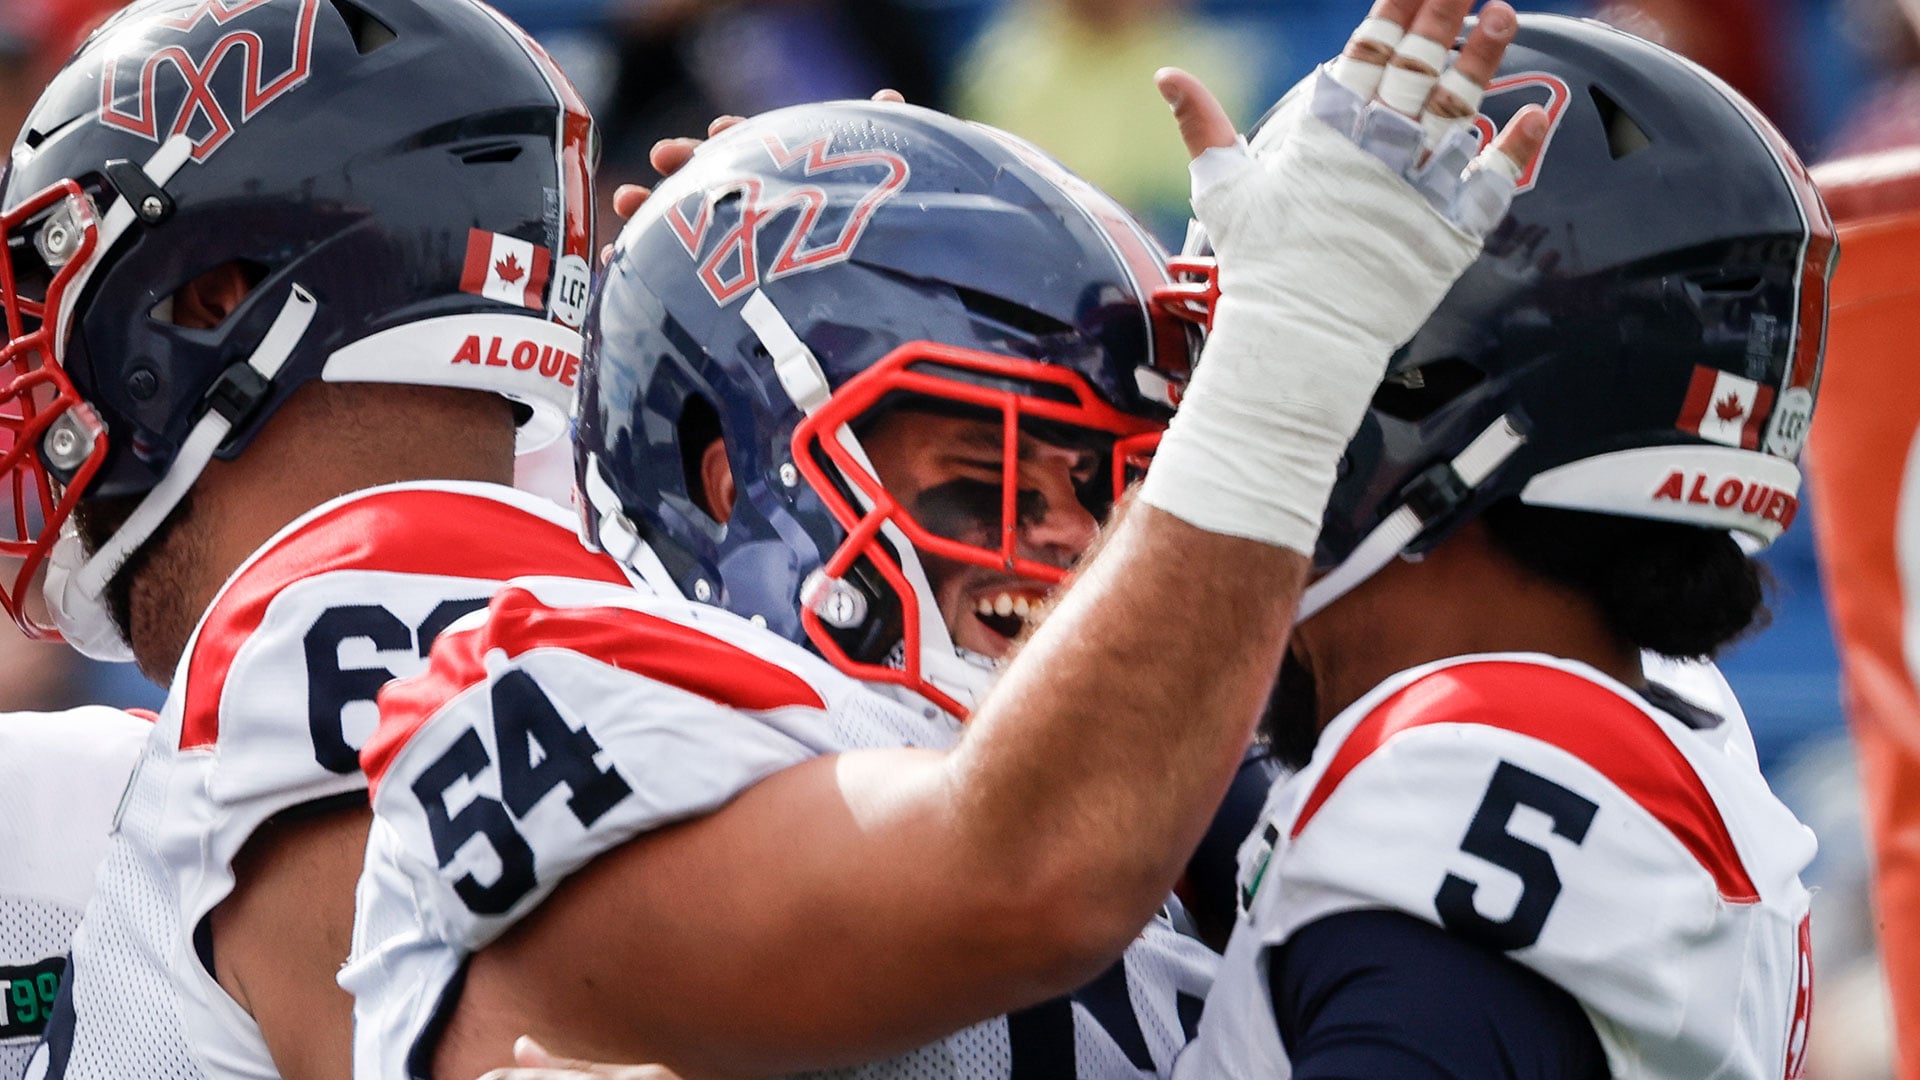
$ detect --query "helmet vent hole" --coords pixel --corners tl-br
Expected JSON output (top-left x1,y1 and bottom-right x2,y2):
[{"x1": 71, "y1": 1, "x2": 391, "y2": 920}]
[
  {"x1": 457, "y1": 142, "x2": 525, "y2": 166},
  {"x1": 328, "y1": 0, "x2": 397, "y2": 55},
  {"x1": 1373, "y1": 359, "x2": 1486, "y2": 422},
  {"x1": 1589, "y1": 86, "x2": 1651, "y2": 160},
  {"x1": 953, "y1": 286, "x2": 1072, "y2": 338}
]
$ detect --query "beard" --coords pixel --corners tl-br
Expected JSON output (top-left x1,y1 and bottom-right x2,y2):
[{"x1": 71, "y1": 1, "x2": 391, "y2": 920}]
[
  {"x1": 71, "y1": 488, "x2": 197, "y2": 658},
  {"x1": 1260, "y1": 649, "x2": 1324, "y2": 773}
]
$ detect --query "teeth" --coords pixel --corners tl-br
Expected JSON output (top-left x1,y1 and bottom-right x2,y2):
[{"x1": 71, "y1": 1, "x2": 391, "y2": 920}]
[
  {"x1": 994, "y1": 593, "x2": 1014, "y2": 617},
  {"x1": 976, "y1": 597, "x2": 995, "y2": 616},
  {"x1": 1013, "y1": 596, "x2": 1030, "y2": 617}
]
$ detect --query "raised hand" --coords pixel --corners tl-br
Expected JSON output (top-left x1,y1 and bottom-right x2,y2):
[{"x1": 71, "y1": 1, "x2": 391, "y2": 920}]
[{"x1": 1135, "y1": 0, "x2": 1550, "y2": 557}]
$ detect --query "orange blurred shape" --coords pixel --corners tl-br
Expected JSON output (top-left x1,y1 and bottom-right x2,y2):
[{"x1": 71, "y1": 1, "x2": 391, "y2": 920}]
[{"x1": 1806, "y1": 147, "x2": 1920, "y2": 1080}]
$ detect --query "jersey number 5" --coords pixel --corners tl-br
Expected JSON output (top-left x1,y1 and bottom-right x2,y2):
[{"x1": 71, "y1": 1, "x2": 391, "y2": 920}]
[
  {"x1": 1435, "y1": 760, "x2": 1598, "y2": 951},
  {"x1": 411, "y1": 670, "x2": 634, "y2": 915}
]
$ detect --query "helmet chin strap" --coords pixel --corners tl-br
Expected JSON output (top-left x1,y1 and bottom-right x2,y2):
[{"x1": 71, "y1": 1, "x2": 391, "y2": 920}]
[
  {"x1": 580, "y1": 453, "x2": 693, "y2": 600},
  {"x1": 1298, "y1": 415, "x2": 1526, "y2": 621},
  {"x1": 45, "y1": 285, "x2": 319, "y2": 663},
  {"x1": 741, "y1": 290, "x2": 991, "y2": 716}
]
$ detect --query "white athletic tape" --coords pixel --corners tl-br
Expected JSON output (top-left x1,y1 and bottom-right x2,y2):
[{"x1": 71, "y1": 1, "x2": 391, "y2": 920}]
[
  {"x1": 1143, "y1": 68, "x2": 1496, "y2": 552},
  {"x1": 1329, "y1": 15, "x2": 1407, "y2": 97},
  {"x1": 1329, "y1": 56, "x2": 1388, "y2": 98},
  {"x1": 1377, "y1": 64, "x2": 1439, "y2": 116},
  {"x1": 1353, "y1": 15, "x2": 1407, "y2": 49},
  {"x1": 1392, "y1": 34, "x2": 1450, "y2": 72},
  {"x1": 1421, "y1": 67, "x2": 1486, "y2": 146}
]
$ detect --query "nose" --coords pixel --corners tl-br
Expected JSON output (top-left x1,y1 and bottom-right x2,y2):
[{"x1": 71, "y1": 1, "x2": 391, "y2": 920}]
[{"x1": 1018, "y1": 463, "x2": 1098, "y2": 566}]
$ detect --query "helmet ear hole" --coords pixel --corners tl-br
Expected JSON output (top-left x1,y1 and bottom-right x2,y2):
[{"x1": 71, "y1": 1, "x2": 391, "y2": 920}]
[
  {"x1": 152, "y1": 260, "x2": 269, "y2": 331},
  {"x1": 677, "y1": 394, "x2": 731, "y2": 524}
]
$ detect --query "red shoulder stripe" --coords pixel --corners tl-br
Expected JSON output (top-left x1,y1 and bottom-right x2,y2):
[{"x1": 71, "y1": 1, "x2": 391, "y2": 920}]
[
  {"x1": 1291, "y1": 660, "x2": 1760, "y2": 903},
  {"x1": 180, "y1": 490, "x2": 628, "y2": 752},
  {"x1": 364, "y1": 587, "x2": 826, "y2": 798}
]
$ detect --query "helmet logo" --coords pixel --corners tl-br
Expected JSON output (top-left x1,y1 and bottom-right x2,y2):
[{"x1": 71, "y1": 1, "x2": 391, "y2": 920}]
[
  {"x1": 1676, "y1": 365, "x2": 1774, "y2": 450},
  {"x1": 1652, "y1": 469, "x2": 1798, "y2": 532},
  {"x1": 1471, "y1": 73, "x2": 1572, "y2": 194},
  {"x1": 461, "y1": 228, "x2": 551, "y2": 313},
  {"x1": 667, "y1": 133, "x2": 910, "y2": 306},
  {"x1": 98, "y1": 0, "x2": 322, "y2": 162},
  {"x1": 1763, "y1": 387, "x2": 1814, "y2": 460}
]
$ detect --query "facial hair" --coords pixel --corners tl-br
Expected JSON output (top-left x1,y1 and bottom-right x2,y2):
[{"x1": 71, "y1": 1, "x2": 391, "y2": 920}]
[
  {"x1": 1260, "y1": 649, "x2": 1324, "y2": 773},
  {"x1": 72, "y1": 489, "x2": 199, "y2": 671}
]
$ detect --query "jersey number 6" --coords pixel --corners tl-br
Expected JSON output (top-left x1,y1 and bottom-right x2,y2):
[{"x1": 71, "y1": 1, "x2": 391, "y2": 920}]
[{"x1": 1435, "y1": 760, "x2": 1598, "y2": 951}]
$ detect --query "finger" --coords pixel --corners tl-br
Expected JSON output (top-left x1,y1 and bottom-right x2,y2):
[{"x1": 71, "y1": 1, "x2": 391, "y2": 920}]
[
  {"x1": 1376, "y1": 0, "x2": 1473, "y2": 116},
  {"x1": 1419, "y1": 3, "x2": 1514, "y2": 143},
  {"x1": 706, "y1": 114, "x2": 744, "y2": 137},
  {"x1": 1403, "y1": 0, "x2": 1474, "y2": 50},
  {"x1": 599, "y1": 242, "x2": 614, "y2": 267},
  {"x1": 1486, "y1": 103, "x2": 1549, "y2": 177},
  {"x1": 871, "y1": 88, "x2": 906, "y2": 103},
  {"x1": 1346, "y1": 0, "x2": 1420, "y2": 64},
  {"x1": 1156, "y1": 68, "x2": 1239, "y2": 159},
  {"x1": 611, "y1": 184, "x2": 651, "y2": 219},
  {"x1": 649, "y1": 137, "x2": 700, "y2": 178},
  {"x1": 1445, "y1": 2, "x2": 1515, "y2": 89},
  {"x1": 514, "y1": 1037, "x2": 569, "y2": 1068}
]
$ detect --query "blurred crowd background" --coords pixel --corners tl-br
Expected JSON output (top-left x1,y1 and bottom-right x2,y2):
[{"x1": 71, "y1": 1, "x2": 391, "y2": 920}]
[{"x1": 0, "y1": 0, "x2": 1913, "y2": 1076}]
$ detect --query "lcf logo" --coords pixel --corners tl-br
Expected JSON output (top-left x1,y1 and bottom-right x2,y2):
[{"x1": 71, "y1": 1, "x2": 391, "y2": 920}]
[
  {"x1": 667, "y1": 133, "x2": 911, "y2": 306},
  {"x1": 98, "y1": 0, "x2": 323, "y2": 162}
]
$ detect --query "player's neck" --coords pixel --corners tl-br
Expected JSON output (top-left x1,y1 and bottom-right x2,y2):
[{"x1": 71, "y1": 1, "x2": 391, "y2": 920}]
[
  {"x1": 1294, "y1": 521, "x2": 1644, "y2": 728},
  {"x1": 126, "y1": 382, "x2": 517, "y2": 677}
]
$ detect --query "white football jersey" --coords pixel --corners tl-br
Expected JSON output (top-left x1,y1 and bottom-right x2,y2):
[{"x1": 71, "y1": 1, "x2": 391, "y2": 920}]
[
  {"x1": 36, "y1": 482, "x2": 628, "y2": 1080},
  {"x1": 0, "y1": 707, "x2": 149, "y2": 1078},
  {"x1": 1175, "y1": 653, "x2": 1816, "y2": 1080},
  {"x1": 343, "y1": 574, "x2": 1217, "y2": 1079}
]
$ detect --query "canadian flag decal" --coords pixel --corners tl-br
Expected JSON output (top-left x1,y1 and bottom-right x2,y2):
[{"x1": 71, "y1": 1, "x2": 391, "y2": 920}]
[
  {"x1": 1676, "y1": 365, "x2": 1774, "y2": 450},
  {"x1": 460, "y1": 229, "x2": 551, "y2": 312}
]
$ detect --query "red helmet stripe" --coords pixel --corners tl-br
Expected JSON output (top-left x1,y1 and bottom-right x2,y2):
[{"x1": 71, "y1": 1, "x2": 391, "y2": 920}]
[{"x1": 467, "y1": 2, "x2": 596, "y2": 267}]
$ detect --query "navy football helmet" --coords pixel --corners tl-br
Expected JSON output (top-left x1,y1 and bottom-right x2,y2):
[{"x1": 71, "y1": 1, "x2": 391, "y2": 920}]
[
  {"x1": 1164, "y1": 14, "x2": 1834, "y2": 617},
  {"x1": 0, "y1": 0, "x2": 596, "y2": 653},
  {"x1": 579, "y1": 100, "x2": 1190, "y2": 717}
]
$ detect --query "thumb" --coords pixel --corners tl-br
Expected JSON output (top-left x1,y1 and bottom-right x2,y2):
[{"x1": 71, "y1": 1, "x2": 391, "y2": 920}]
[
  {"x1": 1156, "y1": 68, "x2": 1238, "y2": 159},
  {"x1": 513, "y1": 1037, "x2": 574, "y2": 1068}
]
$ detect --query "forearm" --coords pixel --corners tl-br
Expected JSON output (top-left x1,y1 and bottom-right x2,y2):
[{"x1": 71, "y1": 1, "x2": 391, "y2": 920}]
[{"x1": 944, "y1": 502, "x2": 1305, "y2": 955}]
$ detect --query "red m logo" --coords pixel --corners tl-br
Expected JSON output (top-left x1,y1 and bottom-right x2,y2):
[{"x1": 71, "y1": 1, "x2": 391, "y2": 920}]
[
  {"x1": 667, "y1": 134, "x2": 911, "y2": 306},
  {"x1": 98, "y1": 0, "x2": 323, "y2": 162}
]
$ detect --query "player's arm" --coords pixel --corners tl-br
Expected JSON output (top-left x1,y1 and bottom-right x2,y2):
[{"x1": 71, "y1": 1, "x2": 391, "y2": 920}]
[
  {"x1": 437, "y1": 7, "x2": 1548, "y2": 1075},
  {"x1": 212, "y1": 804, "x2": 370, "y2": 1080},
  {"x1": 1272, "y1": 910, "x2": 1609, "y2": 1079},
  {"x1": 444, "y1": 512, "x2": 1302, "y2": 1077}
]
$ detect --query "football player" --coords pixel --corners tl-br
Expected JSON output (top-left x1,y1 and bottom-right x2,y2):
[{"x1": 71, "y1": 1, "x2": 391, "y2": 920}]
[
  {"x1": 0, "y1": 707, "x2": 148, "y2": 1076},
  {"x1": 1170, "y1": 14, "x2": 1828, "y2": 1079},
  {"x1": 341, "y1": 0, "x2": 1548, "y2": 1075},
  {"x1": 0, "y1": 0, "x2": 618, "y2": 1077}
]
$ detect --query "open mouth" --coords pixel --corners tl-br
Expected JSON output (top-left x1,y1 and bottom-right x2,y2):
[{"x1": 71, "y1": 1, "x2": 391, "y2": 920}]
[{"x1": 971, "y1": 588, "x2": 1053, "y2": 643}]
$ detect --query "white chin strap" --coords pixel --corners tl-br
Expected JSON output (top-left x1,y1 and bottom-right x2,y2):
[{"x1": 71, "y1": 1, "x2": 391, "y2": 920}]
[
  {"x1": 44, "y1": 285, "x2": 319, "y2": 663},
  {"x1": 741, "y1": 290, "x2": 991, "y2": 716},
  {"x1": 579, "y1": 453, "x2": 693, "y2": 601},
  {"x1": 1299, "y1": 415, "x2": 1527, "y2": 621}
]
